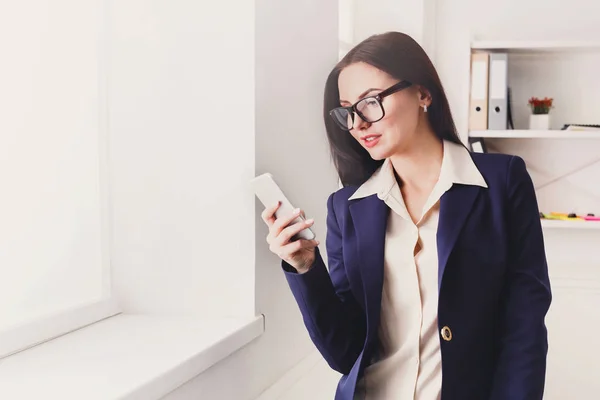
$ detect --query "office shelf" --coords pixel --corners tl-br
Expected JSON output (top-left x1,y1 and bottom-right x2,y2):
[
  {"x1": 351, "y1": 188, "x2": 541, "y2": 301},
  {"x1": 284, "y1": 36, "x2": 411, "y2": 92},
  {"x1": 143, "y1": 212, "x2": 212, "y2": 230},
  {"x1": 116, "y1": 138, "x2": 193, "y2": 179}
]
[
  {"x1": 469, "y1": 130, "x2": 600, "y2": 139},
  {"x1": 541, "y1": 220, "x2": 600, "y2": 230},
  {"x1": 471, "y1": 40, "x2": 600, "y2": 53}
]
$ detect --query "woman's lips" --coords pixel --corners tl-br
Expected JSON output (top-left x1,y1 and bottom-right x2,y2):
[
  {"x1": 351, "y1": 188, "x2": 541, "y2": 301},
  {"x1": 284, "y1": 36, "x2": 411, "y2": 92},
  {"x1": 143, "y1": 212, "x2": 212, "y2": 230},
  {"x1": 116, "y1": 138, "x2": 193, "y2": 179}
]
[{"x1": 361, "y1": 134, "x2": 382, "y2": 148}]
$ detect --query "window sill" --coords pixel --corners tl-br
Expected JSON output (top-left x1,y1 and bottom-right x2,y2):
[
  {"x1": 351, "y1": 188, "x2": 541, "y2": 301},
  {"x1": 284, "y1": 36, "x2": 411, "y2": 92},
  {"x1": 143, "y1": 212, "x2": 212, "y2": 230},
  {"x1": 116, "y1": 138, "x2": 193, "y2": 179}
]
[{"x1": 0, "y1": 314, "x2": 265, "y2": 400}]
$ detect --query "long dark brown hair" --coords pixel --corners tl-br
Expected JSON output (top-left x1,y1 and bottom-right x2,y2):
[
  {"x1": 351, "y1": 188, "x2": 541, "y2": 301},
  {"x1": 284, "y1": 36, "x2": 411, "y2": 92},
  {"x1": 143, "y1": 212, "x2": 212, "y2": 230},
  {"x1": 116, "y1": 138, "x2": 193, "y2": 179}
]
[{"x1": 324, "y1": 31, "x2": 463, "y2": 187}]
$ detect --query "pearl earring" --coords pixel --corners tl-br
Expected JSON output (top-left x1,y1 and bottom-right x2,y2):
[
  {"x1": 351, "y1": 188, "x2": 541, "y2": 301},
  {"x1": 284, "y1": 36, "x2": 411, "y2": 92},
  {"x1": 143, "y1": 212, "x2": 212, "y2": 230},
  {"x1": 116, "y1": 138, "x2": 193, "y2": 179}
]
[{"x1": 423, "y1": 104, "x2": 428, "y2": 113}]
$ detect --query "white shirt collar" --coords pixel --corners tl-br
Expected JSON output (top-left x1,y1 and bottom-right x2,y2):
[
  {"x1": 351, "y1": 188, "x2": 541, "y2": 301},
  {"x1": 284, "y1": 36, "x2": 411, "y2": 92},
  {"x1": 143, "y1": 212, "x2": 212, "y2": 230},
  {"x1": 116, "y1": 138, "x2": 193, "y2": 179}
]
[{"x1": 348, "y1": 140, "x2": 488, "y2": 201}]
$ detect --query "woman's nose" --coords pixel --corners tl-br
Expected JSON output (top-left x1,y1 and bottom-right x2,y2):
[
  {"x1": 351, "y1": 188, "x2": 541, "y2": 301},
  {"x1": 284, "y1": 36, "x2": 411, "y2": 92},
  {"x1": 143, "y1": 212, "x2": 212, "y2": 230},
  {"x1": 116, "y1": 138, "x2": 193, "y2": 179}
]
[{"x1": 352, "y1": 112, "x2": 369, "y2": 130}]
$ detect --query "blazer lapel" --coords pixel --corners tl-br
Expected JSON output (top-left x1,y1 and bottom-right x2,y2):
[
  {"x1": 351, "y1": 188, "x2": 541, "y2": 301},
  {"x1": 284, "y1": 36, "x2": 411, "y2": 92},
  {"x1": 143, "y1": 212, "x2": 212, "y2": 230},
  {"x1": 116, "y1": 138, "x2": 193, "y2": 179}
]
[
  {"x1": 348, "y1": 195, "x2": 389, "y2": 344},
  {"x1": 437, "y1": 184, "x2": 481, "y2": 290}
]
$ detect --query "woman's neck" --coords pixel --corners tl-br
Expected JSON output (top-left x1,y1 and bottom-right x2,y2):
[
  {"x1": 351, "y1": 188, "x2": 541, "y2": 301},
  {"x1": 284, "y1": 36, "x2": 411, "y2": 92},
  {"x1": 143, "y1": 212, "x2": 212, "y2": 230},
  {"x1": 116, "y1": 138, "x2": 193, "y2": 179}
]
[{"x1": 389, "y1": 131, "x2": 444, "y2": 190}]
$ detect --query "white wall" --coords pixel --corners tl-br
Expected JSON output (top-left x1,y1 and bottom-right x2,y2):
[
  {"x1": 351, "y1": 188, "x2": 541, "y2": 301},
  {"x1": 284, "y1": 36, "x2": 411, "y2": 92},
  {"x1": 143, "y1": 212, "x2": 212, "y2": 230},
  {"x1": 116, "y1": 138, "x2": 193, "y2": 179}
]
[
  {"x1": 349, "y1": 0, "x2": 436, "y2": 59},
  {"x1": 109, "y1": 0, "x2": 256, "y2": 318},
  {"x1": 159, "y1": 0, "x2": 340, "y2": 399},
  {"x1": 434, "y1": 0, "x2": 600, "y2": 398}
]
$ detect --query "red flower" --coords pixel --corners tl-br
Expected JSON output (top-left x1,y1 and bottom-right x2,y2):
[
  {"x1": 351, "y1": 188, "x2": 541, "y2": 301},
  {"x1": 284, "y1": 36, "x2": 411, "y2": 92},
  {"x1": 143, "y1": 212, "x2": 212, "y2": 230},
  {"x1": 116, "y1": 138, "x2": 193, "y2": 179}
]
[{"x1": 528, "y1": 97, "x2": 554, "y2": 114}]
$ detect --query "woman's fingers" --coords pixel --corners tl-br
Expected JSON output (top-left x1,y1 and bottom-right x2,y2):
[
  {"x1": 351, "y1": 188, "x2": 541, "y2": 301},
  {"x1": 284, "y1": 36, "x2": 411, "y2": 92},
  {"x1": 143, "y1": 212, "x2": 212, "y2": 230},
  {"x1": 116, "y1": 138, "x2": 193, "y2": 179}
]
[
  {"x1": 271, "y1": 208, "x2": 304, "y2": 234},
  {"x1": 275, "y1": 218, "x2": 315, "y2": 246},
  {"x1": 263, "y1": 205, "x2": 315, "y2": 262},
  {"x1": 261, "y1": 201, "x2": 280, "y2": 227}
]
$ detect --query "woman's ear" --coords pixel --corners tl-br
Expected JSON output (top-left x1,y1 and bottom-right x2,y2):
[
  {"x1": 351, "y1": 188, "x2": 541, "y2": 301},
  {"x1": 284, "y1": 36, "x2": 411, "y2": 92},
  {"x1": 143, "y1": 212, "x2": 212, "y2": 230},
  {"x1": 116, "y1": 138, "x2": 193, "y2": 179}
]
[{"x1": 417, "y1": 86, "x2": 432, "y2": 106}]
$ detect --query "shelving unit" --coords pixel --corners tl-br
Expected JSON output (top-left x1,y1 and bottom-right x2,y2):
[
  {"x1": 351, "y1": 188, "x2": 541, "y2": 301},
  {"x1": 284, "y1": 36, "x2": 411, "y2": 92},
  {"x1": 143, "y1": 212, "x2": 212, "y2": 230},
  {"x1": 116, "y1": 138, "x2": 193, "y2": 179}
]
[
  {"x1": 470, "y1": 40, "x2": 600, "y2": 53},
  {"x1": 469, "y1": 130, "x2": 600, "y2": 139},
  {"x1": 469, "y1": 40, "x2": 600, "y2": 222},
  {"x1": 541, "y1": 220, "x2": 600, "y2": 230}
]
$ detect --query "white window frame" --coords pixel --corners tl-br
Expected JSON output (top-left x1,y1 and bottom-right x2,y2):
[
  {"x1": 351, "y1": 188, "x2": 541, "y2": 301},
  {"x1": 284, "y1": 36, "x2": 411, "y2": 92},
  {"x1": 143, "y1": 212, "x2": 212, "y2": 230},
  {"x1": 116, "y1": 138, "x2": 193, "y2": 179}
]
[{"x1": 0, "y1": 0, "x2": 120, "y2": 359}]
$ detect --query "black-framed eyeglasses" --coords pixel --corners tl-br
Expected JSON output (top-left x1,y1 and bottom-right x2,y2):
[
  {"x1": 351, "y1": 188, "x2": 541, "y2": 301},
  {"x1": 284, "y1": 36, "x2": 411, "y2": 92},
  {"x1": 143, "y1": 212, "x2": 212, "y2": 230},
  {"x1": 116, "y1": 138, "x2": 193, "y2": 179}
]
[{"x1": 329, "y1": 80, "x2": 413, "y2": 131}]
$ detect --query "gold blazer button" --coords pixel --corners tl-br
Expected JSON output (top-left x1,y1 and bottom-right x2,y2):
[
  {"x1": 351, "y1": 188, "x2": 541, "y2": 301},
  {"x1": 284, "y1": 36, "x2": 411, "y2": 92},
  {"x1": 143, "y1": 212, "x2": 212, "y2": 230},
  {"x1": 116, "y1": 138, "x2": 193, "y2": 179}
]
[{"x1": 441, "y1": 326, "x2": 453, "y2": 341}]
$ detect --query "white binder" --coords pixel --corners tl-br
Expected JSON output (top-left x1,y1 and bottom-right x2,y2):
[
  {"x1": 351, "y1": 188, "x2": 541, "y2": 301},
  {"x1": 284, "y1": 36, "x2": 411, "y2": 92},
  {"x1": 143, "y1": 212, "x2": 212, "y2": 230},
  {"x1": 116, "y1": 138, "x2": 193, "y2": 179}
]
[
  {"x1": 488, "y1": 53, "x2": 508, "y2": 130},
  {"x1": 469, "y1": 52, "x2": 489, "y2": 131}
]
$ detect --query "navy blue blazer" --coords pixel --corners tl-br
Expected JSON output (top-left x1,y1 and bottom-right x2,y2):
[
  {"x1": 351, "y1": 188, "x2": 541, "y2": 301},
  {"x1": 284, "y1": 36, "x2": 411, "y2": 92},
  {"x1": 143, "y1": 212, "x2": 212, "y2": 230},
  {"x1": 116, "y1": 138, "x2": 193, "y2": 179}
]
[{"x1": 283, "y1": 153, "x2": 552, "y2": 400}]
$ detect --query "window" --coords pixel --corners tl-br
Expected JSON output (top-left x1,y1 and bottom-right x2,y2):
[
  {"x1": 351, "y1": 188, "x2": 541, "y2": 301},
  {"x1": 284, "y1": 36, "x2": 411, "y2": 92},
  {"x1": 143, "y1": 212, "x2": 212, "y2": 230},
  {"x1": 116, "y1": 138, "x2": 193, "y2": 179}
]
[
  {"x1": 0, "y1": 0, "x2": 257, "y2": 358},
  {"x1": 0, "y1": 0, "x2": 118, "y2": 357}
]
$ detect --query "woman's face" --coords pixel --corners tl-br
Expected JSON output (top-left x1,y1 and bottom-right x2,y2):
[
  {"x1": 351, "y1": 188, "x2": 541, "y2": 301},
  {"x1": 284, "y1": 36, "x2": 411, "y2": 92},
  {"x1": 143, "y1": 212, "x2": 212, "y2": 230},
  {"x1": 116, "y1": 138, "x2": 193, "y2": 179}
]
[{"x1": 337, "y1": 62, "x2": 427, "y2": 160}]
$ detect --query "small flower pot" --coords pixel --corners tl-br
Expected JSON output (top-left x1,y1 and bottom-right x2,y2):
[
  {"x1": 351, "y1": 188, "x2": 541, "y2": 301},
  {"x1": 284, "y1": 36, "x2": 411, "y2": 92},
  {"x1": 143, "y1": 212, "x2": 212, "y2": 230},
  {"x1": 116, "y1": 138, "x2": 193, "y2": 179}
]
[{"x1": 529, "y1": 114, "x2": 550, "y2": 130}]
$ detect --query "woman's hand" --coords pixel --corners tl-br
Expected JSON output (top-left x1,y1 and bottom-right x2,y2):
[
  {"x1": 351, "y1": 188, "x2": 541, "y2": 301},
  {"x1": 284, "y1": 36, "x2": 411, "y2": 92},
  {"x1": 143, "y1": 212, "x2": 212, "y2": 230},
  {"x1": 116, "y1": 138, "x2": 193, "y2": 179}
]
[{"x1": 261, "y1": 202, "x2": 320, "y2": 274}]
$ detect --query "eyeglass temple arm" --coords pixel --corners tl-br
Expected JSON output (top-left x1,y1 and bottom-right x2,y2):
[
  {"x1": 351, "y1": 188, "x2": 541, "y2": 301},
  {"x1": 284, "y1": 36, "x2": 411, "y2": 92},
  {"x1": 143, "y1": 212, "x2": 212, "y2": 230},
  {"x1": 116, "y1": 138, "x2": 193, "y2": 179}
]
[{"x1": 378, "y1": 81, "x2": 413, "y2": 99}]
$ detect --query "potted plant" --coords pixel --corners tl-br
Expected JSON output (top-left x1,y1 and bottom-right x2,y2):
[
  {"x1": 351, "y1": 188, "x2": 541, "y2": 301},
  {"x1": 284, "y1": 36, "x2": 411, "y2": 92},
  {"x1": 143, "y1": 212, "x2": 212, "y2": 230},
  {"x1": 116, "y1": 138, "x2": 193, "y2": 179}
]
[{"x1": 528, "y1": 97, "x2": 553, "y2": 130}]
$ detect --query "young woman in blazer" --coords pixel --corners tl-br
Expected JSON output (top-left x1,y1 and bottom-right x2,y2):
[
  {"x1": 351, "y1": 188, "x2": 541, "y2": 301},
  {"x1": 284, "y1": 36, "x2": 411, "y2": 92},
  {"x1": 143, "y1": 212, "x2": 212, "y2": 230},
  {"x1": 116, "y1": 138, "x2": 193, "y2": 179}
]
[{"x1": 261, "y1": 32, "x2": 552, "y2": 400}]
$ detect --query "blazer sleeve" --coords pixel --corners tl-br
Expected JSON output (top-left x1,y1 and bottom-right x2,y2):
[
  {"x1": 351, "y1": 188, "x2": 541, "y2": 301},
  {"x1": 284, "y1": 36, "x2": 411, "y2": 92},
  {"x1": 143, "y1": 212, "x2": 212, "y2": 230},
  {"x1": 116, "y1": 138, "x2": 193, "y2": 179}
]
[
  {"x1": 282, "y1": 191, "x2": 366, "y2": 375},
  {"x1": 490, "y1": 156, "x2": 552, "y2": 400}
]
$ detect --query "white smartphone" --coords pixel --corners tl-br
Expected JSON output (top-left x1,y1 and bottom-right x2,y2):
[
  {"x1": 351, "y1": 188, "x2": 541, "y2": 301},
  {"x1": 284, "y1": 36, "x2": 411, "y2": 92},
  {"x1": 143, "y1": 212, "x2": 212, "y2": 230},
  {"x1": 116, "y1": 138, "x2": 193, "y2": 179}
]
[{"x1": 250, "y1": 173, "x2": 316, "y2": 241}]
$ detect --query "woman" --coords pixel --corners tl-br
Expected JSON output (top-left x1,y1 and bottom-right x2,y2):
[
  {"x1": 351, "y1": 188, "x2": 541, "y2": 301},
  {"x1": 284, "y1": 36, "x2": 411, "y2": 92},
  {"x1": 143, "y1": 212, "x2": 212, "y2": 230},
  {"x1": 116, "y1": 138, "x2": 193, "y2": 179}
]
[{"x1": 261, "y1": 32, "x2": 551, "y2": 400}]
